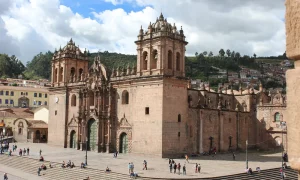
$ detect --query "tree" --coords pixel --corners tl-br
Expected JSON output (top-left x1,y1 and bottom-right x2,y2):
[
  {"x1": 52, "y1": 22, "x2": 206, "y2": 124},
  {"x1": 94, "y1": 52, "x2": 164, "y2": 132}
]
[
  {"x1": 208, "y1": 51, "x2": 213, "y2": 57},
  {"x1": 231, "y1": 51, "x2": 235, "y2": 58},
  {"x1": 219, "y1": 49, "x2": 225, "y2": 57},
  {"x1": 25, "y1": 51, "x2": 53, "y2": 79},
  {"x1": 226, "y1": 49, "x2": 231, "y2": 57},
  {"x1": 235, "y1": 52, "x2": 241, "y2": 59},
  {"x1": 203, "y1": 51, "x2": 207, "y2": 56},
  {"x1": 253, "y1": 53, "x2": 257, "y2": 59},
  {"x1": 195, "y1": 52, "x2": 198, "y2": 57}
]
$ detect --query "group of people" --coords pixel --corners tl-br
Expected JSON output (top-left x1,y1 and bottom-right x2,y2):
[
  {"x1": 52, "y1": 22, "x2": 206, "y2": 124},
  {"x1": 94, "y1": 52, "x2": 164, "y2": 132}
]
[
  {"x1": 37, "y1": 164, "x2": 47, "y2": 176},
  {"x1": 18, "y1": 147, "x2": 30, "y2": 156},
  {"x1": 1, "y1": 143, "x2": 10, "y2": 154},
  {"x1": 62, "y1": 160, "x2": 75, "y2": 168},
  {"x1": 168, "y1": 159, "x2": 187, "y2": 175}
]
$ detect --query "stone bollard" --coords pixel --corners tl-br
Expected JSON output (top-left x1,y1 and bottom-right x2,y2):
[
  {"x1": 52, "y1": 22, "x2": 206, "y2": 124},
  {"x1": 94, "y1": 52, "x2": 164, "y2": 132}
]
[{"x1": 286, "y1": 0, "x2": 300, "y2": 179}]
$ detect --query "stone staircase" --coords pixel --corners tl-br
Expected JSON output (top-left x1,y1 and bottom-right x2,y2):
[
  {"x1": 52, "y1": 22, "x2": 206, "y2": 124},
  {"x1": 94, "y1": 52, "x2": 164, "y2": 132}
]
[
  {"x1": 0, "y1": 155, "x2": 141, "y2": 180},
  {"x1": 208, "y1": 167, "x2": 298, "y2": 180},
  {"x1": 0, "y1": 154, "x2": 298, "y2": 179}
]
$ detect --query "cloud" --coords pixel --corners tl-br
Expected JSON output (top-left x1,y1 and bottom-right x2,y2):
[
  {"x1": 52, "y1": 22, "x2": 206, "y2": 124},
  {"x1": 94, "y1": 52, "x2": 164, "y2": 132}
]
[{"x1": 0, "y1": 0, "x2": 285, "y2": 64}]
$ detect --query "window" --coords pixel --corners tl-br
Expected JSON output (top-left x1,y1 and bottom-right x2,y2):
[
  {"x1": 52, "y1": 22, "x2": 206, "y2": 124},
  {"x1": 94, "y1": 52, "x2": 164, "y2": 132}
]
[
  {"x1": 71, "y1": 94, "x2": 76, "y2": 106},
  {"x1": 176, "y1": 52, "x2": 180, "y2": 71},
  {"x1": 0, "y1": 91, "x2": 3, "y2": 95},
  {"x1": 34, "y1": 93, "x2": 37, "y2": 97},
  {"x1": 275, "y1": 112, "x2": 281, "y2": 122},
  {"x1": 151, "y1": 50, "x2": 158, "y2": 69},
  {"x1": 79, "y1": 68, "x2": 83, "y2": 79},
  {"x1": 5, "y1": 99, "x2": 8, "y2": 104},
  {"x1": 168, "y1": 50, "x2": 173, "y2": 69},
  {"x1": 0, "y1": 99, "x2": 1, "y2": 104},
  {"x1": 44, "y1": 101, "x2": 47, "y2": 105},
  {"x1": 178, "y1": 132, "x2": 181, "y2": 137},
  {"x1": 10, "y1": 100, "x2": 13, "y2": 105},
  {"x1": 55, "y1": 110, "x2": 57, "y2": 115},
  {"x1": 39, "y1": 93, "x2": 42, "y2": 97},
  {"x1": 71, "y1": 67, "x2": 75, "y2": 78},
  {"x1": 5, "y1": 91, "x2": 9, "y2": 96},
  {"x1": 178, "y1": 114, "x2": 181, "y2": 122},
  {"x1": 33, "y1": 101, "x2": 36, "y2": 105},
  {"x1": 122, "y1": 90, "x2": 129, "y2": 104},
  {"x1": 21, "y1": 92, "x2": 23, "y2": 95},
  {"x1": 45, "y1": 94, "x2": 48, "y2": 98},
  {"x1": 10, "y1": 91, "x2": 14, "y2": 96},
  {"x1": 142, "y1": 51, "x2": 148, "y2": 70},
  {"x1": 145, "y1": 107, "x2": 149, "y2": 115},
  {"x1": 38, "y1": 101, "x2": 42, "y2": 105},
  {"x1": 89, "y1": 92, "x2": 94, "y2": 106}
]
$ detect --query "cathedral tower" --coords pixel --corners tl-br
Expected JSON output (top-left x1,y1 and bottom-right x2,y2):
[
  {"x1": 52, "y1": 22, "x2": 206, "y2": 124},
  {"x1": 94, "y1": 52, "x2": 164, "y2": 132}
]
[{"x1": 135, "y1": 13, "x2": 188, "y2": 77}]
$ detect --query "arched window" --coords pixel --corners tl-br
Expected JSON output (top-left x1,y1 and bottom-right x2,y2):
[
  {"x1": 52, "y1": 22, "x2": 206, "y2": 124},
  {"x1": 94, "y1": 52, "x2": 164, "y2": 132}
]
[
  {"x1": 59, "y1": 67, "x2": 63, "y2": 82},
  {"x1": 122, "y1": 90, "x2": 129, "y2": 104},
  {"x1": 71, "y1": 67, "x2": 75, "y2": 77},
  {"x1": 54, "y1": 68, "x2": 58, "y2": 83},
  {"x1": 168, "y1": 50, "x2": 173, "y2": 69},
  {"x1": 275, "y1": 112, "x2": 281, "y2": 122},
  {"x1": 18, "y1": 128, "x2": 22, "y2": 135},
  {"x1": 143, "y1": 51, "x2": 148, "y2": 70},
  {"x1": 151, "y1": 50, "x2": 158, "y2": 69},
  {"x1": 71, "y1": 94, "x2": 76, "y2": 106},
  {"x1": 79, "y1": 68, "x2": 83, "y2": 80},
  {"x1": 176, "y1": 52, "x2": 180, "y2": 71},
  {"x1": 178, "y1": 114, "x2": 181, "y2": 122}
]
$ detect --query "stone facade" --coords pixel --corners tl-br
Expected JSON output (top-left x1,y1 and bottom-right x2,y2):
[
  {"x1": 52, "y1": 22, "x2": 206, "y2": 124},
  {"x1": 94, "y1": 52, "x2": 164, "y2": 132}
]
[{"x1": 48, "y1": 13, "x2": 285, "y2": 158}]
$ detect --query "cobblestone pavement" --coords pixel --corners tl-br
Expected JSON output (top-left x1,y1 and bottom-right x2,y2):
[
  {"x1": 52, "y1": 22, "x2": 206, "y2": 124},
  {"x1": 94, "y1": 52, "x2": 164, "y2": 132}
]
[{"x1": 1, "y1": 142, "x2": 290, "y2": 179}]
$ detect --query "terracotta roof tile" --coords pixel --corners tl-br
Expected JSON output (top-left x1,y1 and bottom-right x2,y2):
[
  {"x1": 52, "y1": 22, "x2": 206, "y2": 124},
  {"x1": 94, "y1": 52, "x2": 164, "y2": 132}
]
[{"x1": 27, "y1": 120, "x2": 48, "y2": 128}]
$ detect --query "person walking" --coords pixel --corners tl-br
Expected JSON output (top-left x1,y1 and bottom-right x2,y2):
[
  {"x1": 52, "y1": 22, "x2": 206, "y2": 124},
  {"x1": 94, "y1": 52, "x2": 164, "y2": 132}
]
[
  {"x1": 37, "y1": 167, "x2": 41, "y2": 176},
  {"x1": 39, "y1": 149, "x2": 42, "y2": 156},
  {"x1": 143, "y1": 160, "x2": 147, "y2": 170},
  {"x1": 177, "y1": 163, "x2": 181, "y2": 175},
  {"x1": 185, "y1": 154, "x2": 189, "y2": 163},
  {"x1": 195, "y1": 163, "x2": 198, "y2": 173},
  {"x1": 173, "y1": 163, "x2": 177, "y2": 174},
  {"x1": 12, "y1": 145, "x2": 15, "y2": 152},
  {"x1": 233, "y1": 152, "x2": 236, "y2": 160},
  {"x1": 183, "y1": 164, "x2": 186, "y2": 175},
  {"x1": 27, "y1": 147, "x2": 29, "y2": 155},
  {"x1": 23, "y1": 148, "x2": 26, "y2": 156},
  {"x1": 198, "y1": 164, "x2": 201, "y2": 173},
  {"x1": 3, "y1": 173, "x2": 8, "y2": 180},
  {"x1": 169, "y1": 162, "x2": 172, "y2": 173}
]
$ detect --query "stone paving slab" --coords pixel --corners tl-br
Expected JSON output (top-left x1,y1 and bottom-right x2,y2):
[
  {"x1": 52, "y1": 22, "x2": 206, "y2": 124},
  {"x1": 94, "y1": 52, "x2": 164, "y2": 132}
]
[
  {"x1": 0, "y1": 165, "x2": 45, "y2": 180},
  {"x1": 6, "y1": 142, "x2": 286, "y2": 179}
]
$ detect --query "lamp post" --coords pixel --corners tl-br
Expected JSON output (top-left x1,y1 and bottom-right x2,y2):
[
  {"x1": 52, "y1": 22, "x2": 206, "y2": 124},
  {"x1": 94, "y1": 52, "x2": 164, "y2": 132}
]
[
  {"x1": 280, "y1": 121, "x2": 286, "y2": 168},
  {"x1": 85, "y1": 137, "x2": 88, "y2": 165},
  {"x1": 246, "y1": 140, "x2": 248, "y2": 170}
]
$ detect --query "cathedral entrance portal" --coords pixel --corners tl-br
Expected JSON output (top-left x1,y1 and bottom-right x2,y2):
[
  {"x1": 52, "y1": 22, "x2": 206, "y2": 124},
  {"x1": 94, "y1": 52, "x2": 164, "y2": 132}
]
[
  {"x1": 119, "y1": 133, "x2": 128, "y2": 153},
  {"x1": 70, "y1": 130, "x2": 76, "y2": 149},
  {"x1": 87, "y1": 119, "x2": 97, "y2": 151}
]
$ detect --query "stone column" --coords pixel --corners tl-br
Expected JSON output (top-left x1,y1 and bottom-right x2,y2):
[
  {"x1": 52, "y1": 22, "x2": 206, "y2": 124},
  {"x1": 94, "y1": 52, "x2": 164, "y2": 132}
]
[{"x1": 286, "y1": 1, "x2": 300, "y2": 178}]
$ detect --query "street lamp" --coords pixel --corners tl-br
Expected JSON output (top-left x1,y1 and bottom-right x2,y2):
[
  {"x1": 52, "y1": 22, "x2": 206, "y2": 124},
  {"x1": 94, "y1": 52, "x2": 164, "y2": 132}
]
[
  {"x1": 246, "y1": 140, "x2": 248, "y2": 170},
  {"x1": 85, "y1": 137, "x2": 88, "y2": 165},
  {"x1": 280, "y1": 121, "x2": 287, "y2": 168}
]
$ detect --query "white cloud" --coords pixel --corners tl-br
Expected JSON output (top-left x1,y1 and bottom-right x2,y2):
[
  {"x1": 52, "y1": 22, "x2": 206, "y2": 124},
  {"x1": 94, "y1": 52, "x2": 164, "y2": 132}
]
[{"x1": 0, "y1": 0, "x2": 285, "y2": 64}]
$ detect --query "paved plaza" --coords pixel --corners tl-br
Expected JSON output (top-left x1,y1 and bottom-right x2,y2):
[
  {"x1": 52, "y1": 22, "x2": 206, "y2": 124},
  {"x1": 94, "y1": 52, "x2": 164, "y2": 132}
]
[{"x1": 0, "y1": 143, "x2": 286, "y2": 179}]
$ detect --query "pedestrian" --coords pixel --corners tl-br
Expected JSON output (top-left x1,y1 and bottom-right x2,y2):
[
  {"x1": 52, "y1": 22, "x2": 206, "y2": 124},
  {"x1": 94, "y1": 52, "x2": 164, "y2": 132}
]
[
  {"x1": 233, "y1": 152, "x2": 236, "y2": 160},
  {"x1": 12, "y1": 145, "x2": 15, "y2": 152},
  {"x1": 27, "y1": 147, "x2": 29, "y2": 155},
  {"x1": 116, "y1": 151, "x2": 118, "y2": 158},
  {"x1": 39, "y1": 149, "x2": 42, "y2": 156},
  {"x1": 169, "y1": 159, "x2": 171, "y2": 165},
  {"x1": 19, "y1": 149, "x2": 22, "y2": 156},
  {"x1": 195, "y1": 163, "x2": 198, "y2": 173},
  {"x1": 128, "y1": 163, "x2": 131, "y2": 174},
  {"x1": 185, "y1": 154, "x2": 189, "y2": 163},
  {"x1": 131, "y1": 162, "x2": 134, "y2": 173},
  {"x1": 172, "y1": 159, "x2": 175, "y2": 164},
  {"x1": 183, "y1": 164, "x2": 186, "y2": 175},
  {"x1": 4, "y1": 173, "x2": 8, "y2": 180},
  {"x1": 173, "y1": 163, "x2": 177, "y2": 174},
  {"x1": 143, "y1": 160, "x2": 147, "y2": 170},
  {"x1": 169, "y1": 163, "x2": 172, "y2": 173},
  {"x1": 177, "y1": 163, "x2": 181, "y2": 175},
  {"x1": 256, "y1": 167, "x2": 261, "y2": 173},
  {"x1": 23, "y1": 148, "x2": 26, "y2": 156},
  {"x1": 280, "y1": 168, "x2": 285, "y2": 179},
  {"x1": 37, "y1": 167, "x2": 41, "y2": 176},
  {"x1": 198, "y1": 164, "x2": 201, "y2": 173}
]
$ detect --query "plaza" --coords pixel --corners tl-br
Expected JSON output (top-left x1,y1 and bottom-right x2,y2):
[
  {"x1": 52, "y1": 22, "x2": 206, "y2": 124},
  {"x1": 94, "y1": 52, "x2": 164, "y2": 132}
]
[{"x1": 0, "y1": 142, "x2": 290, "y2": 179}]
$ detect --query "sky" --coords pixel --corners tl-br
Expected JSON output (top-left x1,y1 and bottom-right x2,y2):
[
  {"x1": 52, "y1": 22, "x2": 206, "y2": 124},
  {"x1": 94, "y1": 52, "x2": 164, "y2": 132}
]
[{"x1": 0, "y1": 0, "x2": 285, "y2": 64}]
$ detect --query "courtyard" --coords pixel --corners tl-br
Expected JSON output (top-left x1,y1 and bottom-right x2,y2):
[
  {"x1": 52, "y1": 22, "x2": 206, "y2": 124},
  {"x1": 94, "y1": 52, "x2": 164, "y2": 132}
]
[{"x1": 0, "y1": 142, "x2": 286, "y2": 179}]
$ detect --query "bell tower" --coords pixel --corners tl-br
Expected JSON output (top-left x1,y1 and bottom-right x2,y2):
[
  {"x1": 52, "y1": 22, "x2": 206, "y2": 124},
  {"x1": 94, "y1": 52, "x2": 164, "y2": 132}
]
[
  {"x1": 135, "y1": 13, "x2": 188, "y2": 77},
  {"x1": 51, "y1": 38, "x2": 89, "y2": 87}
]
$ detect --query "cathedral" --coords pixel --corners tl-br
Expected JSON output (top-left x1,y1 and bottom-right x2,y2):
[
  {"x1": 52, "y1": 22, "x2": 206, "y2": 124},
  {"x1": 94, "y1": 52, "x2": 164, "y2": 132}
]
[{"x1": 48, "y1": 13, "x2": 286, "y2": 157}]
